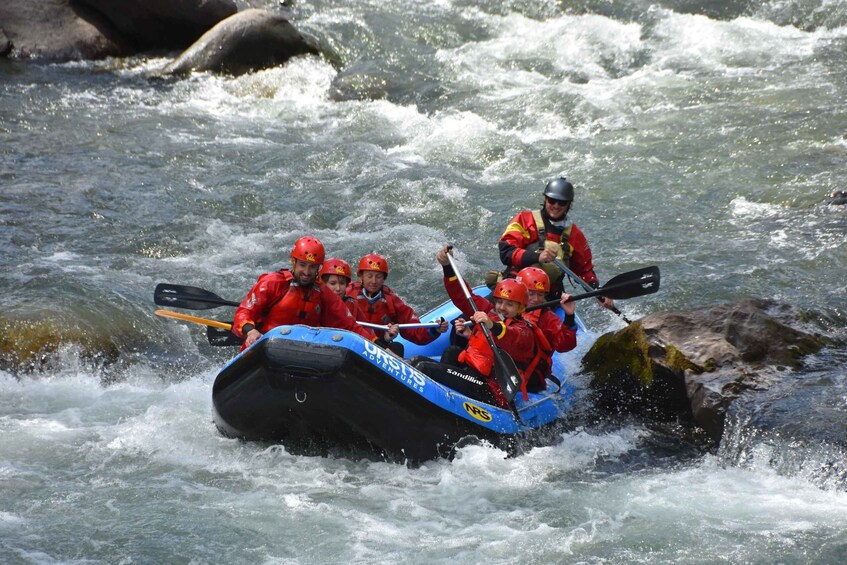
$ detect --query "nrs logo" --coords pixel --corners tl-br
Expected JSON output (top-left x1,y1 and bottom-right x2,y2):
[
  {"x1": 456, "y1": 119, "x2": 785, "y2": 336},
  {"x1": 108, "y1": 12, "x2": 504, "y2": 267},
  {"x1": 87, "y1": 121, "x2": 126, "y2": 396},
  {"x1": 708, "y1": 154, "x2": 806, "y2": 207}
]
[{"x1": 463, "y1": 402, "x2": 492, "y2": 422}]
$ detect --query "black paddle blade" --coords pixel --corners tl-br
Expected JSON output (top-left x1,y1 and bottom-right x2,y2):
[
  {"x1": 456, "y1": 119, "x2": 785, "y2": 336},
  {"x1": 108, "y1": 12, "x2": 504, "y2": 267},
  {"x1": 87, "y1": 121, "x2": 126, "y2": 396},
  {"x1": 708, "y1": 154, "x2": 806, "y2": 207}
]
[
  {"x1": 600, "y1": 266, "x2": 660, "y2": 300},
  {"x1": 491, "y1": 346, "x2": 522, "y2": 405},
  {"x1": 154, "y1": 283, "x2": 240, "y2": 310},
  {"x1": 207, "y1": 326, "x2": 243, "y2": 347},
  {"x1": 527, "y1": 266, "x2": 661, "y2": 311}
]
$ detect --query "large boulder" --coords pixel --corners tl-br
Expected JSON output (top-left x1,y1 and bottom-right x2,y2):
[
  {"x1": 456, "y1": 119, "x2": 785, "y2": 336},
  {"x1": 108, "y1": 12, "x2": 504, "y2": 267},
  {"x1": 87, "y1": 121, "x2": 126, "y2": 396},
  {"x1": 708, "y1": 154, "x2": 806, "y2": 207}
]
[
  {"x1": 76, "y1": 0, "x2": 237, "y2": 50},
  {"x1": 0, "y1": 0, "x2": 235, "y2": 61},
  {"x1": 163, "y1": 9, "x2": 320, "y2": 76},
  {"x1": 0, "y1": 0, "x2": 132, "y2": 60},
  {"x1": 582, "y1": 299, "x2": 830, "y2": 441}
]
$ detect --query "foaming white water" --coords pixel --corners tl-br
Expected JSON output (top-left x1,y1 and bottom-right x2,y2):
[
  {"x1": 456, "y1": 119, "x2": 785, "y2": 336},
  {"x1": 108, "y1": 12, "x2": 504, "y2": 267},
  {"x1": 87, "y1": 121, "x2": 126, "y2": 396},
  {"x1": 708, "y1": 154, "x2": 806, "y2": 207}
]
[
  {"x1": 155, "y1": 55, "x2": 336, "y2": 123},
  {"x1": 650, "y1": 12, "x2": 819, "y2": 73},
  {"x1": 730, "y1": 196, "x2": 783, "y2": 219},
  {"x1": 728, "y1": 196, "x2": 845, "y2": 263},
  {"x1": 3, "y1": 362, "x2": 846, "y2": 563},
  {"x1": 438, "y1": 11, "x2": 642, "y2": 86}
]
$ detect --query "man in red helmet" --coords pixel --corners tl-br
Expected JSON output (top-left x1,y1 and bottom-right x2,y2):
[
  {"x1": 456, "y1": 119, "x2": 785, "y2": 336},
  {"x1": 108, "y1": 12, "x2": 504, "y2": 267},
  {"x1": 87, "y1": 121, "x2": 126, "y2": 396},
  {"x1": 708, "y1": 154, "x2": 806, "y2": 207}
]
[
  {"x1": 233, "y1": 237, "x2": 378, "y2": 349},
  {"x1": 410, "y1": 246, "x2": 540, "y2": 408},
  {"x1": 346, "y1": 253, "x2": 449, "y2": 356},
  {"x1": 498, "y1": 176, "x2": 614, "y2": 310}
]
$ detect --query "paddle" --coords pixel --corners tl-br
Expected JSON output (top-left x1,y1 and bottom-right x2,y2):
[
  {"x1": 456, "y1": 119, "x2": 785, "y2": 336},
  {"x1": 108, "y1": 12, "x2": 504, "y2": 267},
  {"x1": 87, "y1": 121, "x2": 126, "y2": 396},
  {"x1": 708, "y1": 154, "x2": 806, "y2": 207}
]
[
  {"x1": 154, "y1": 309, "x2": 244, "y2": 346},
  {"x1": 446, "y1": 251, "x2": 522, "y2": 418},
  {"x1": 154, "y1": 283, "x2": 239, "y2": 310},
  {"x1": 526, "y1": 266, "x2": 660, "y2": 312},
  {"x1": 551, "y1": 258, "x2": 634, "y2": 323},
  {"x1": 357, "y1": 321, "x2": 443, "y2": 331},
  {"x1": 207, "y1": 326, "x2": 244, "y2": 347}
]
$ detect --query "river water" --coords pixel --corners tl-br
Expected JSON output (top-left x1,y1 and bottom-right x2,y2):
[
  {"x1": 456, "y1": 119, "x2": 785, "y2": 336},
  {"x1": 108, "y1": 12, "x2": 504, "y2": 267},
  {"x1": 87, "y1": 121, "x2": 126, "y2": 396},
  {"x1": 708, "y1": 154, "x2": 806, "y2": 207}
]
[{"x1": 2, "y1": 0, "x2": 846, "y2": 562}]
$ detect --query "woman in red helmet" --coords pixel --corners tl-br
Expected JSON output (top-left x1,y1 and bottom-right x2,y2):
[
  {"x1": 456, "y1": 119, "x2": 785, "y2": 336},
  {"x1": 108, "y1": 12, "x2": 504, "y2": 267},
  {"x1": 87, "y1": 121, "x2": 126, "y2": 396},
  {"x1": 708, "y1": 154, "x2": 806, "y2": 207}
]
[
  {"x1": 411, "y1": 247, "x2": 539, "y2": 408},
  {"x1": 319, "y1": 258, "x2": 361, "y2": 318},
  {"x1": 515, "y1": 267, "x2": 578, "y2": 391},
  {"x1": 346, "y1": 253, "x2": 448, "y2": 357},
  {"x1": 233, "y1": 237, "x2": 377, "y2": 349}
]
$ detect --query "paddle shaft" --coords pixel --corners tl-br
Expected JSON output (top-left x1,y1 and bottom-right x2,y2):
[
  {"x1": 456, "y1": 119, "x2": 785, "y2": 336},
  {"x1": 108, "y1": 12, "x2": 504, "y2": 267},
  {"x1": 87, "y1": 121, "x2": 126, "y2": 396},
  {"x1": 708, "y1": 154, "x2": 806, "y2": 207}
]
[
  {"x1": 154, "y1": 309, "x2": 233, "y2": 330},
  {"x1": 526, "y1": 280, "x2": 643, "y2": 312},
  {"x1": 551, "y1": 258, "x2": 632, "y2": 323},
  {"x1": 358, "y1": 321, "x2": 442, "y2": 331}
]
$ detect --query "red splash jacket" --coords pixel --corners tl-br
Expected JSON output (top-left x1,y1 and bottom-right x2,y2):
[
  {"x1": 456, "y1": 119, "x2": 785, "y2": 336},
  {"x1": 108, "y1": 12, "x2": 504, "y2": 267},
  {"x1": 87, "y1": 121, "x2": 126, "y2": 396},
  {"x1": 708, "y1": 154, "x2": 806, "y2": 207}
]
[
  {"x1": 346, "y1": 282, "x2": 438, "y2": 346},
  {"x1": 521, "y1": 307, "x2": 578, "y2": 390},
  {"x1": 498, "y1": 209, "x2": 599, "y2": 286},
  {"x1": 233, "y1": 270, "x2": 376, "y2": 344},
  {"x1": 443, "y1": 274, "x2": 537, "y2": 405}
]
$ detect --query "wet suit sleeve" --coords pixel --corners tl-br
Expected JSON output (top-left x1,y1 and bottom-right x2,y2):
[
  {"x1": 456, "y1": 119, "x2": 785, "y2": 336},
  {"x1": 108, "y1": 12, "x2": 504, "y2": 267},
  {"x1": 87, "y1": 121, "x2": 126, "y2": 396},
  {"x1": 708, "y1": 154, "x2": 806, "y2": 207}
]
[
  {"x1": 498, "y1": 210, "x2": 542, "y2": 270},
  {"x1": 233, "y1": 273, "x2": 285, "y2": 338},
  {"x1": 567, "y1": 224, "x2": 600, "y2": 287},
  {"x1": 443, "y1": 275, "x2": 493, "y2": 318},
  {"x1": 391, "y1": 294, "x2": 437, "y2": 345},
  {"x1": 539, "y1": 310, "x2": 577, "y2": 353}
]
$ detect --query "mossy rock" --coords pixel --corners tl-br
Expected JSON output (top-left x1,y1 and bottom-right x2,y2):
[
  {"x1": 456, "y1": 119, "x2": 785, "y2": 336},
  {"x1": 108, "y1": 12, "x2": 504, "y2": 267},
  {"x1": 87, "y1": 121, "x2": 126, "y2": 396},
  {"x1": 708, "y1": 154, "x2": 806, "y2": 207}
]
[
  {"x1": 581, "y1": 298, "x2": 835, "y2": 442},
  {"x1": 0, "y1": 318, "x2": 121, "y2": 373},
  {"x1": 583, "y1": 322, "x2": 654, "y2": 387}
]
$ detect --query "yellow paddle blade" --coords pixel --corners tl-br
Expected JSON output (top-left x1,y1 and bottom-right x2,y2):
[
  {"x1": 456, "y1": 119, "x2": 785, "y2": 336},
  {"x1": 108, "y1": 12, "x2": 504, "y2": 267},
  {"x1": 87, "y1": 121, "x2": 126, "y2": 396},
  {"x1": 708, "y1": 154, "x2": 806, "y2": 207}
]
[{"x1": 154, "y1": 309, "x2": 232, "y2": 330}]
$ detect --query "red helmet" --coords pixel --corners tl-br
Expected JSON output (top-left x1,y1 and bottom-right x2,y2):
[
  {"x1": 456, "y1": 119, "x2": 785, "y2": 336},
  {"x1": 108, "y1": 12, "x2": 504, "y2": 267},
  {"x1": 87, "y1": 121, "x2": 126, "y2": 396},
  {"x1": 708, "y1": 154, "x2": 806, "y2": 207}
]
[
  {"x1": 319, "y1": 258, "x2": 352, "y2": 281},
  {"x1": 492, "y1": 278, "x2": 528, "y2": 308},
  {"x1": 290, "y1": 236, "x2": 325, "y2": 264},
  {"x1": 357, "y1": 253, "x2": 389, "y2": 278},
  {"x1": 516, "y1": 267, "x2": 550, "y2": 293}
]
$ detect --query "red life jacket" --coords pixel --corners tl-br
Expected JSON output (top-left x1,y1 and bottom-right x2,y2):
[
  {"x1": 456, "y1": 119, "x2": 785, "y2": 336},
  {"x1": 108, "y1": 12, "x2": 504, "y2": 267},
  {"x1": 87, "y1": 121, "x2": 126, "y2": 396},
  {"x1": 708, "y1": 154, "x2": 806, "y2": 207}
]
[
  {"x1": 456, "y1": 317, "x2": 535, "y2": 378},
  {"x1": 458, "y1": 321, "x2": 498, "y2": 377},
  {"x1": 348, "y1": 282, "x2": 398, "y2": 324},
  {"x1": 459, "y1": 315, "x2": 551, "y2": 402},
  {"x1": 519, "y1": 317, "x2": 553, "y2": 400},
  {"x1": 262, "y1": 271, "x2": 324, "y2": 328}
]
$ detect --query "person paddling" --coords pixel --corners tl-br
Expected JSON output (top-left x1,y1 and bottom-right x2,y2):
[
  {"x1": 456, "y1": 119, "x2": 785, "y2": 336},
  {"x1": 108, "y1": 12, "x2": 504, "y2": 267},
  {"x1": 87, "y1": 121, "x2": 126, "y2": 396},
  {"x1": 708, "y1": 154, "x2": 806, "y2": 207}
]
[
  {"x1": 515, "y1": 267, "x2": 578, "y2": 391},
  {"x1": 347, "y1": 253, "x2": 448, "y2": 357},
  {"x1": 498, "y1": 176, "x2": 615, "y2": 311},
  {"x1": 412, "y1": 246, "x2": 539, "y2": 408},
  {"x1": 233, "y1": 237, "x2": 379, "y2": 349}
]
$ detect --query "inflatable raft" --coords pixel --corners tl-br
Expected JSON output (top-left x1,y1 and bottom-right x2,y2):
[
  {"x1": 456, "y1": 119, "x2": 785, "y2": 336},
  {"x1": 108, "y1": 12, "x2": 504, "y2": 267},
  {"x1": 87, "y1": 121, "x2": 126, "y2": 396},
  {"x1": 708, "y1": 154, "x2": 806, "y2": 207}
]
[{"x1": 211, "y1": 286, "x2": 585, "y2": 462}]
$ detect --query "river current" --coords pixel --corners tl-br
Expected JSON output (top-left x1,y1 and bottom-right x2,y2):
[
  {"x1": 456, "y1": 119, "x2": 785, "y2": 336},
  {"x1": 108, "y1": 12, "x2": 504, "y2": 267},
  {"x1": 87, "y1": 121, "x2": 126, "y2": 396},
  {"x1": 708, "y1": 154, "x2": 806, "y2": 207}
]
[{"x1": 2, "y1": 0, "x2": 846, "y2": 563}]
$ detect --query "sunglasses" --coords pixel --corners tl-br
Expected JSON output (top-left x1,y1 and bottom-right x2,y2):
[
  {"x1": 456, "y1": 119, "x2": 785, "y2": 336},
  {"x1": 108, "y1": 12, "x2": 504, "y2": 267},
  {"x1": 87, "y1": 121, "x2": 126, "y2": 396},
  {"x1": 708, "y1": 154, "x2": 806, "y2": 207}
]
[{"x1": 546, "y1": 196, "x2": 570, "y2": 206}]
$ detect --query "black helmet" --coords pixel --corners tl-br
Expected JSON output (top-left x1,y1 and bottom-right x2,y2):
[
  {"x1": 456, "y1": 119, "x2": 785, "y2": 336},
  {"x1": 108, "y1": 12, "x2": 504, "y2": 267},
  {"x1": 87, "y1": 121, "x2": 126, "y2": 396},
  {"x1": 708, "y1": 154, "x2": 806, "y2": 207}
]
[{"x1": 543, "y1": 177, "x2": 574, "y2": 202}]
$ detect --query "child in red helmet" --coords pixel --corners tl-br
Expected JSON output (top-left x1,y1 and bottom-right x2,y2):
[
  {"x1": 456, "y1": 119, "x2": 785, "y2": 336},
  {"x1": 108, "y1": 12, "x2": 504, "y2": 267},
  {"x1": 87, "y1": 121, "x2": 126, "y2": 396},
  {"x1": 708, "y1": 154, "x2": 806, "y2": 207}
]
[
  {"x1": 319, "y1": 258, "x2": 361, "y2": 318},
  {"x1": 347, "y1": 253, "x2": 448, "y2": 357},
  {"x1": 411, "y1": 246, "x2": 539, "y2": 408}
]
